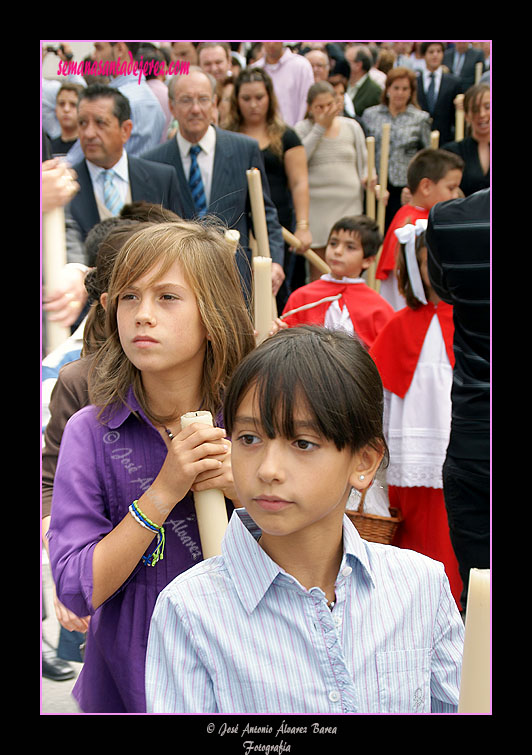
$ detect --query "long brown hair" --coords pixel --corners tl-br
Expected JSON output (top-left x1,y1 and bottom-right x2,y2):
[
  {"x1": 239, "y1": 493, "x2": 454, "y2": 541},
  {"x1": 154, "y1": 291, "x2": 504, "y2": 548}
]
[
  {"x1": 226, "y1": 67, "x2": 286, "y2": 158},
  {"x1": 88, "y1": 219, "x2": 256, "y2": 425}
]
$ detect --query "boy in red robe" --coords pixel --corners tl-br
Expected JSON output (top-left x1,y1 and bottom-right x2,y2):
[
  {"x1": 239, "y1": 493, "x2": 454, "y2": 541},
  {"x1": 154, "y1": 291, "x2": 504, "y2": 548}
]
[
  {"x1": 376, "y1": 148, "x2": 464, "y2": 310},
  {"x1": 281, "y1": 215, "x2": 393, "y2": 349}
]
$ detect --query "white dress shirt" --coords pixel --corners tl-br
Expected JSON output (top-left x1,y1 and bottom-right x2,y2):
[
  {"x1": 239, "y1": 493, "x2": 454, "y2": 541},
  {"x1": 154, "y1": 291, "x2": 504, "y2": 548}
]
[
  {"x1": 422, "y1": 66, "x2": 443, "y2": 101},
  {"x1": 176, "y1": 124, "x2": 216, "y2": 205}
]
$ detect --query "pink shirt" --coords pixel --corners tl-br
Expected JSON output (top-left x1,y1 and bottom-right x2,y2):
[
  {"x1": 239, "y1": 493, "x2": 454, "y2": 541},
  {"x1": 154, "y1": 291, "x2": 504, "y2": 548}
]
[{"x1": 251, "y1": 48, "x2": 314, "y2": 126}]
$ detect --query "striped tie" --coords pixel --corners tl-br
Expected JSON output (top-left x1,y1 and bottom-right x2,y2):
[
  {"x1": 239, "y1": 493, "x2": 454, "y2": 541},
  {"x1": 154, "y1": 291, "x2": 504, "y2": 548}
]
[
  {"x1": 102, "y1": 169, "x2": 123, "y2": 216},
  {"x1": 188, "y1": 145, "x2": 207, "y2": 217}
]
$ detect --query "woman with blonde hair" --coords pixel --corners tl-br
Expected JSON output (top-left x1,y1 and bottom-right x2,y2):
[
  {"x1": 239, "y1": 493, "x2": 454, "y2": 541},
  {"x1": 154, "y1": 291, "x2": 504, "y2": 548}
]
[
  {"x1": 362, "y1": 66, "x2": 432, "y2": 230},
  {"x1": 48, "y1": 220, "x2": 256, "y2": 713}
]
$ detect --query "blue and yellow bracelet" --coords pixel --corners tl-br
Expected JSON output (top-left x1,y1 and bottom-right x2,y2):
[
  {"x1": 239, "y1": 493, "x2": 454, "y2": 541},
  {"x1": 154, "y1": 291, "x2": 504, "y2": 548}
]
[{"x1": 129, "y1": 500, "x2": 165, "y2": 567}]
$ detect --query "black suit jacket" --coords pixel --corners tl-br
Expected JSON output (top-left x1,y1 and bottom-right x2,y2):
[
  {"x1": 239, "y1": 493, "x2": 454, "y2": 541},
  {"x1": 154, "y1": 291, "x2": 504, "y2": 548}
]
[
  {"x1": 417, "y1": 71, "x2": 462, "y2": 145},
  {"x1": 443, "y1": 48, "x2": 485, "y2": 92},
  {"x1": 141, "y1": 127, "x2": 284, "y2": 294},
  {"x1": 65, "y1": 155, "x2": 184, "y2": 265},
  {"x1": 426, "y1": 189, "x2": 490, "y2": 458}
]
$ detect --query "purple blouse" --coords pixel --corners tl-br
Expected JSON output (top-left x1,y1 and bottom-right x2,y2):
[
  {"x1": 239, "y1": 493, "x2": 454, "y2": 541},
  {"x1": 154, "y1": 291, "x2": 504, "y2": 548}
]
[{"x1": 48, "y1": 387, "x2": 227, "y2": 713}]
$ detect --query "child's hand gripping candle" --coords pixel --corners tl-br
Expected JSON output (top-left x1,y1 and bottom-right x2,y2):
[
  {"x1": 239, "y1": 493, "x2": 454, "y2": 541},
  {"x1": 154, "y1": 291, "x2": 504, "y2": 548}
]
[
  {"x1": 180, "y1": 411, "x2": 229, "y2": 559},
  {"x1": 253, "y1": 256, "x2": 273, "y2": 345}
]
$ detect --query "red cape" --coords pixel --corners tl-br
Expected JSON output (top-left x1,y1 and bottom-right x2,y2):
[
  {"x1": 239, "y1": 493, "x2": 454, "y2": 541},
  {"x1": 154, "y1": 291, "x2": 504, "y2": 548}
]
[
  {"x1": 376, "y1": 205, "x2": 429, "y2": 280},
  {"x1": 282, "y1": 278, "x2": 394, "y2": 349},
  {"x1": 370, "y1": 301, "x2": 455, "y2": 398}
]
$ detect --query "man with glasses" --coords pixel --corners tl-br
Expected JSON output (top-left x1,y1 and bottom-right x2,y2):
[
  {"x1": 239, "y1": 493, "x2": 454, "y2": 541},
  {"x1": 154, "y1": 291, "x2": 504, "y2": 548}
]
[{"x1": 142, "y1": 67, "x2": 285, "y2": 299}]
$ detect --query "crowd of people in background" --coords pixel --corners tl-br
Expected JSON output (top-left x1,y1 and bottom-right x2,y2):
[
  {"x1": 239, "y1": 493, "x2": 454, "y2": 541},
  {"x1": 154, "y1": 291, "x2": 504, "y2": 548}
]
[{"x1": 41, "y1": 41, "x2": 490, "y2": 715}]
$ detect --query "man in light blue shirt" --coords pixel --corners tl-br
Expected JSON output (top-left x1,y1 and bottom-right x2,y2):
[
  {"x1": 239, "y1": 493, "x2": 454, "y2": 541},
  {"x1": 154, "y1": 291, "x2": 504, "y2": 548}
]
[
  {"x1": 65, "y1": 42, "x2": 166, "y2": 164},
  {"x1": 146, "y1": 326, "x2": 464, "y2": 714}
]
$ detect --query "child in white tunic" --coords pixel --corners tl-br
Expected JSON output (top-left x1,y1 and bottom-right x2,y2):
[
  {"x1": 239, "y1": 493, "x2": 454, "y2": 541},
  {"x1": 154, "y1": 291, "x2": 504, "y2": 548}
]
[{"x1": 370, "y1": 220, "x2": 463, "y2": 609}]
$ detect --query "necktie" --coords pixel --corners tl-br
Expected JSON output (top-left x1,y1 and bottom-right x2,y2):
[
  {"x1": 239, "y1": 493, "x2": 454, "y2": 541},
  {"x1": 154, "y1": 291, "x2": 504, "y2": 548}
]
[
  {"x1": 454, "y1": 53, "x2": 464, "y2": 75},
  {"x1": 102, "y1": 169, "x2": 123, "y2": 216},
  {"x1": 188, "y1": 145, "x2": 207, "y2": 217},
  {"x1": 427, "y1": 72, "x2": 436, "y2": 115}
]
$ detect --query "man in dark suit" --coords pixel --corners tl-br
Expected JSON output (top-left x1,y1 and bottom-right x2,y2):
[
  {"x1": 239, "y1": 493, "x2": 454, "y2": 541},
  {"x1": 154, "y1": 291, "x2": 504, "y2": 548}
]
[
  {"x1": 417, "y1": 43, "x2": 462, "y2": 145},
  {"x1": 426, "y1": 188, "x2": 490, "y2": 613},
  {"x1": 65, "y1": 84, "x2": 184, "y2": 266},
  {"x1": 443, "y1": 43, "x2": 485, "y2": 92},
  {"x1": 141, "y1": 68, "x2": 285, "y2": 297},
  {"x1": 43, "y1": 84, "x2": 184, "y2": 329},
  {"x1": 345, "y1": 46, "x2": 382, "y2": 117}
]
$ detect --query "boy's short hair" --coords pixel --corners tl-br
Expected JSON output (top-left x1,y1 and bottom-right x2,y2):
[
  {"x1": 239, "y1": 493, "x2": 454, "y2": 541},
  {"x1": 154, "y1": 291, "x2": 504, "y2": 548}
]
[
  {"x1": 223, "y1": 325, "x2": 389, "y2": 465},
  {"x1": 56, "y1": 82, "x2": 84, "y2": 100},
  {"x1": 407, "y1": 148, "x2": 464, "y2": 193},
  {"x1": 327, "y1": 215, "x2": 382, "y2": 258},
  {"x1": 419, "y1": 42, "x2": 446, "y2": 56}
]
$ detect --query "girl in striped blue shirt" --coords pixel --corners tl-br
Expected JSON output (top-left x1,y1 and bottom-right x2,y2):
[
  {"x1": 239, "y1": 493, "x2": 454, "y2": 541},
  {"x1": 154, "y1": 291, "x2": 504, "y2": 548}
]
[{"x1": 146, "y1": 326, "x2": 464, "y2": 713}]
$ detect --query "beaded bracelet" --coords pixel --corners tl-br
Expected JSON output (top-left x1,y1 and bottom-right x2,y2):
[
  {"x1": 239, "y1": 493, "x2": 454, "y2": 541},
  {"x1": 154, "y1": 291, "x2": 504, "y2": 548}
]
[{"x1": 129, "y1": 500, "x2": 165, "y2": 567}]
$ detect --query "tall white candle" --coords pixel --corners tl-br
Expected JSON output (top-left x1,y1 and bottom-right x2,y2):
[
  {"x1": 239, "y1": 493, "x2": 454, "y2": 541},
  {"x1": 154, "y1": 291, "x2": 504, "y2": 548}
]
[
  {"x1": 458, "y1": 568, "x2": 491, "y2": 713},
  {"x1": 366, "y1": 136, "x2": 376, "y2": 220},
  {"x1": 180, "y1": 411, "x2": 229, "y2": 560},
  {"x1": 246, "y1": 168, "x2": 271, "y2": 258},
  {"x1": 253, "y1": 256, "x2": 272, "y2": 345},
  {"x1": 42, "y1": 206, "x2": 69, "y2": 353},
  {"x1": 455, "y1": 94, "x2": 465, "y2": 142},
  {"x1": 376, "y1": 123, "x2": 390, "y2": 235}
]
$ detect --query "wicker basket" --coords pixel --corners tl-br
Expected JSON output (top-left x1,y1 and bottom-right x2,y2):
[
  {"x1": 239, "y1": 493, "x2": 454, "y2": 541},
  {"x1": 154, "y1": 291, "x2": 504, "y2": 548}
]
[{"x1": 345, "y1": 488, "x2": 402, "y2": 545}]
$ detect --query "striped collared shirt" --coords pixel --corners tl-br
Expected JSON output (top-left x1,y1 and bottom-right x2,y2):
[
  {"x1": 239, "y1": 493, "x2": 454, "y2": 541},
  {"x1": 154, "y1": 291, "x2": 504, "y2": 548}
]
[{"x1": 145, "y1": 509, "x2": 463, "y2": 714}]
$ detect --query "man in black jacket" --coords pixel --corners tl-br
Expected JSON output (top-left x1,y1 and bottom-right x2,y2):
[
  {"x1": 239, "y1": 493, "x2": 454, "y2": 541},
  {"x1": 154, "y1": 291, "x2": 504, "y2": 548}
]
[
  {"x1": 417, "y1": 42, "x2": 462, "y2": 145},
  {"x1": 426, "y1": 188, "x2": 490, "y2": 613}
]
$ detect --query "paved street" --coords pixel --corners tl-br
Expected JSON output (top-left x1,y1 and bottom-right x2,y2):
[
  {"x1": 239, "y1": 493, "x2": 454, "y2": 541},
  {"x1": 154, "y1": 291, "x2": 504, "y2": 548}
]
[{"x1": 41, "y1": 552, "x2": 82, "y2": 714}]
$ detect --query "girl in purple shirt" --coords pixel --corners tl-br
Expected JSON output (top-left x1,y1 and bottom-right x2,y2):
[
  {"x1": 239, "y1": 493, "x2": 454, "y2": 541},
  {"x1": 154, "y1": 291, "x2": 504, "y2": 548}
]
[{"x1": 48, "y1": 220, "x2": 255, "y2": 712}]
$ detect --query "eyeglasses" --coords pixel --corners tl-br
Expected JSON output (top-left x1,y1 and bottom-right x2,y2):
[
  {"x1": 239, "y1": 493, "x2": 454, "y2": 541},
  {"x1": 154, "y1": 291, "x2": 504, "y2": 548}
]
[{"x1": 174, "y1": 96, "x2": 213, "y2": 107}]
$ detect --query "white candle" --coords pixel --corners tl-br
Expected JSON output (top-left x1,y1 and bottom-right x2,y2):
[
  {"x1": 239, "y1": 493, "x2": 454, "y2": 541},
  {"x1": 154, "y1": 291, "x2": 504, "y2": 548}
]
[
  {"x1": 430, "y1": 130, "x2": 440, "y2": 149},
  {"x1": 458, "y1": 568, "x2": 491, "y2": 713},
  {"x1": 253, "y1": 256, "x2": 273, "y2": 345},
  {"x1": 246, "y1": 168, "x2": 271, "y2": 258},
  {"x1": 376, "y1": 123, "x2": 390, "y2": 235},
  {"x1": 224, "y1": 229, "x2": 240, "y2": 254},
  {"x1": 455, "y1": 94, "x2": 465, "y2": 142},
  {"x1": 366, "y1": 136, "x2": 376, "y2": 220},
  {"x1": 42, "y1": 206, "x2": 69, "y2": 353},
  {"x1": 180, "y1": 411, "x2": 229, "y2": 559},
  {"x1": 281, "y1": 293, "x2": 342, "y2": 320}
]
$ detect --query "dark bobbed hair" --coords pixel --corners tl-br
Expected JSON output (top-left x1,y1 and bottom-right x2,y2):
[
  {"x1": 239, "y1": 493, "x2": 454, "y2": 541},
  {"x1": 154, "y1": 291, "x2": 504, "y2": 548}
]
[
  {"x1": 407, "y1": 148, "x2": 464, "y2": 193},
  {"x1": 223, "y1": 325, "x2": 389, "y2": 466},
  {"x1": 78, "y1": 83, "x2": 131, "y2": 124},
  {"x1": 327, "y1": 215, "x2": 383, "y2": 258}
]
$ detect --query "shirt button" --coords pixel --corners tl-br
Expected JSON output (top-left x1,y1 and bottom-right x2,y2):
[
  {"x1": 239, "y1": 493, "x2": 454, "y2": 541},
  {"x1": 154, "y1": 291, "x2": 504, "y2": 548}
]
[
  {"x1": 341, "y1": 566, "x2": 352, "y2": 577},
  {"x1": 329, "y1": 690, "x2": 340, "y2": 703}
]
